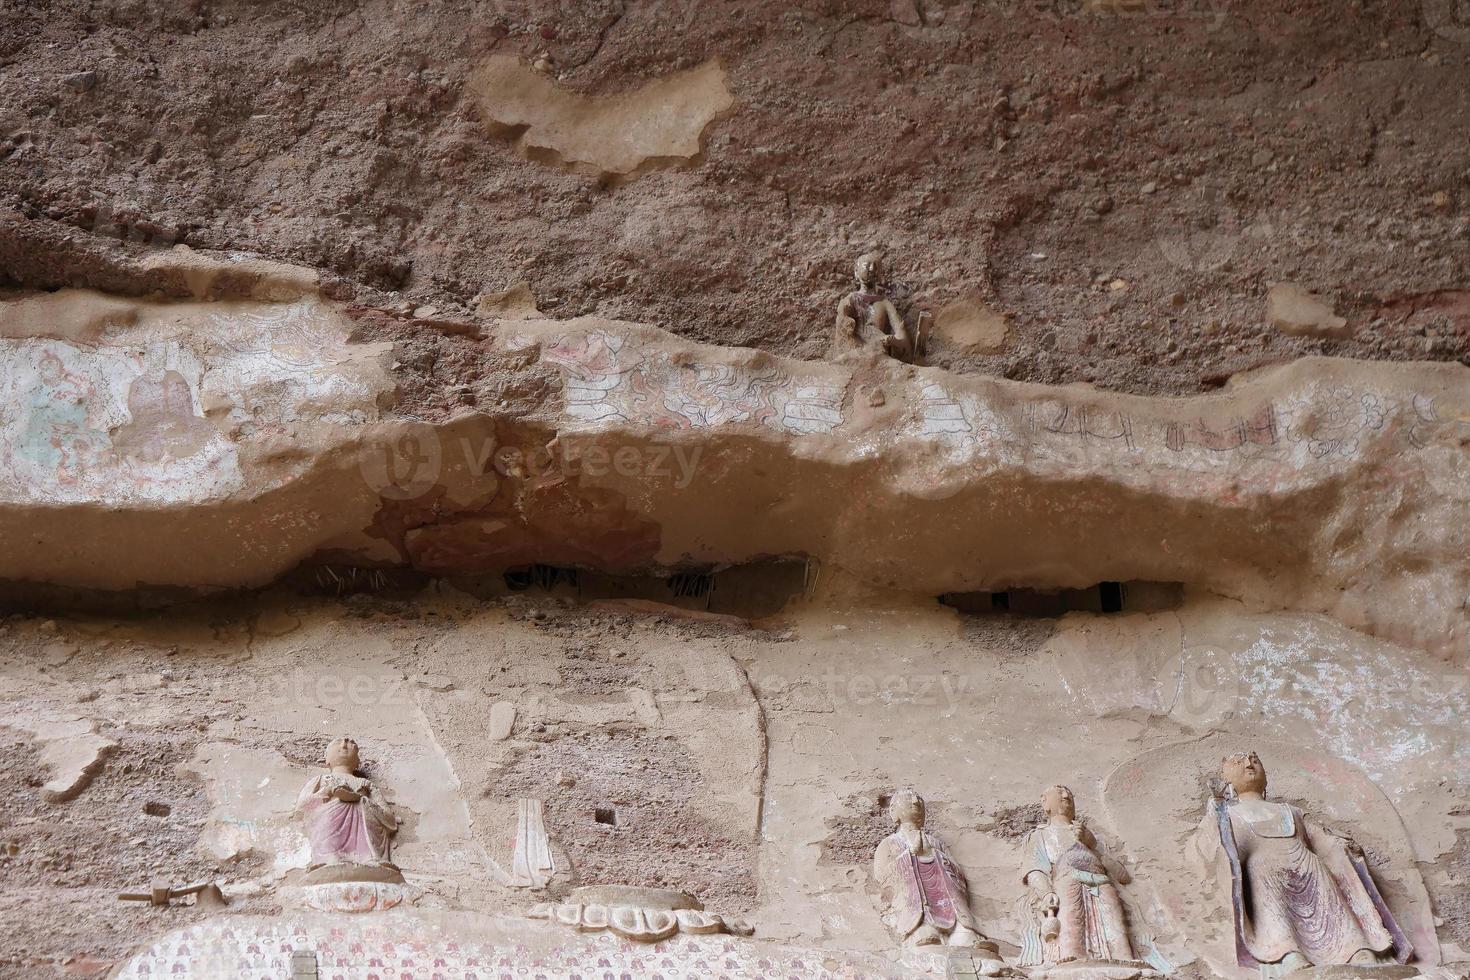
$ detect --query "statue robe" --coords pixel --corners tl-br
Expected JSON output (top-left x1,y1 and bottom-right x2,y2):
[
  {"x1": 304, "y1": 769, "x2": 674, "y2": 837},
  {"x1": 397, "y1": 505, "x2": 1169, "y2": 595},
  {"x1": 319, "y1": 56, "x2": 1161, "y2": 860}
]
[
  {"x1": 873, "y1": 829, "x2": 978, "y2": 941},
  {"x1": 296, "y1": 771, "x2": 396, "y2": 867},
  {"x1": 1197, "y1": 799, "x2": 1410, "y2": 968},
  {"x1": 1021, "y1": 824, "x2": 1134, "y2": 965}
]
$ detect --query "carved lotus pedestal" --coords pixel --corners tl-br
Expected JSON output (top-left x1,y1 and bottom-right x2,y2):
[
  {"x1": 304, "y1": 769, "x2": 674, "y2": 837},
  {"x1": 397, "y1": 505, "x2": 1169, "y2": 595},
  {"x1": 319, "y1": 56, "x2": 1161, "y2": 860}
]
[
  {"x1": 293, "y1": 862, "x2": 407, "y2": 913},
  {"x1": 527, "y1": 885, "x2": 753, "y2": 943}
]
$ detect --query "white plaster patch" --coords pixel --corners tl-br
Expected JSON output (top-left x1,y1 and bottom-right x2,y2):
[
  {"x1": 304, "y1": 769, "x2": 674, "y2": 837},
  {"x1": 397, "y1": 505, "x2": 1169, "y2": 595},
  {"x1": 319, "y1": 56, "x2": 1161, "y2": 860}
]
[{"x1": 0, "y1": 293, "x2": 389, "y2": 506}]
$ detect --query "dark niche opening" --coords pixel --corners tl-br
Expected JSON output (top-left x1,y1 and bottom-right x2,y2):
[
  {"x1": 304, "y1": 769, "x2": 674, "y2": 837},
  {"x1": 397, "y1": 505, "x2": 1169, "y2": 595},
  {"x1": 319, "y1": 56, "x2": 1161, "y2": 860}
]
[
  {"x1": 504, "y1": 564, "x2": 579, "y2": 592},
  {"x1": 458, "y1": 559, "x2": 807, "y2": 619},
  {"x1": 940, "y1": 581, "x2": 1183, "y2": 617}
]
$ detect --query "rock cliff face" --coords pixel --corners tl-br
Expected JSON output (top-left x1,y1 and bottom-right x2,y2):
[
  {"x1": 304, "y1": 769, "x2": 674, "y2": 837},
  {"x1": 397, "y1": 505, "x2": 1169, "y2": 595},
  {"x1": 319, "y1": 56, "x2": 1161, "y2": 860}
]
[
  {"x1": 2, "y1": 255, "x2": 1465, "y2": 659},
  {"x1": 3, "y1": 5, "x2": 1468, "y2": 974}
]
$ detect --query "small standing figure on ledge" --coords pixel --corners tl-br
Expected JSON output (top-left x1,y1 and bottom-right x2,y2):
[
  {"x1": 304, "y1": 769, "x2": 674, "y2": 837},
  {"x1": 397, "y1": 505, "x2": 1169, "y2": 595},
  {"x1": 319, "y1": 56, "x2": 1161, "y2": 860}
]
[
  {"x1": 1196, "y1": 751, "x2": 1413, "y2": 975},
  {"x1": 833, "y1": 252, "x2": 922, "y2": 362},
  {"x1": 873, "y1": 788, "x2": 999, "y2": 957},
  {"x1": 295, "y1": 737, "x2": 400, "y2": 883},
  {"x1": 1019, "y1": 785, "x2": 1136, "y2": 968}
]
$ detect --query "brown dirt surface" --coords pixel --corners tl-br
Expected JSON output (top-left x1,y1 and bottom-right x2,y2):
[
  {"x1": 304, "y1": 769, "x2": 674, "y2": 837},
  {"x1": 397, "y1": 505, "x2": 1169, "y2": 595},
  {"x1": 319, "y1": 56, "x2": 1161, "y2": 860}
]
[
  {"x1": 989, "y1": 800, "x2": 1046, "y2": 841},
  {"x1": 490, "y1": 726, "x2": 760, "y2": 912},
  {"x1": 0, "y1": 724, "x2": 275, "y2": 978},
  {"x1": 952, "y1": 611, "x2": 1058, "y2": 656},
  {"x1": 819, "y1": 791, "x2": 894, "y2": 867},
  {"x1": 2, "y1": 1, "x2": 1467, "y2": 395}
]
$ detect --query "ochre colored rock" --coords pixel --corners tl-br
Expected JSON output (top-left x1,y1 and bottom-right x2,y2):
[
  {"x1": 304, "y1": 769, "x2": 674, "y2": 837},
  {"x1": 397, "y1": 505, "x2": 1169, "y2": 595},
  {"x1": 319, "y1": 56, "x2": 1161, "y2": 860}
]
[
  {"x1": 467, "y1": 57, "x2": 733, "y2": 180},
  {"x1": 475, "y1": 282, "x2": 542, "y2": 321},
  {"x1": 933, "y1": 296, "x2": 1009, "y2": 353},
  {"x1": 1268, "y1": 282, "x2": 1351, "y2": 339}
]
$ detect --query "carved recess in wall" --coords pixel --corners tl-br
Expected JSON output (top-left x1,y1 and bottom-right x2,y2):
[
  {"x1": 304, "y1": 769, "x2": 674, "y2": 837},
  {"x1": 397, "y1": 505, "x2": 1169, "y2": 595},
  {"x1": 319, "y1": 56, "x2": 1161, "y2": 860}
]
[{"x1": 1101, "y1": 736, "x2": 1439, "y2": 980}]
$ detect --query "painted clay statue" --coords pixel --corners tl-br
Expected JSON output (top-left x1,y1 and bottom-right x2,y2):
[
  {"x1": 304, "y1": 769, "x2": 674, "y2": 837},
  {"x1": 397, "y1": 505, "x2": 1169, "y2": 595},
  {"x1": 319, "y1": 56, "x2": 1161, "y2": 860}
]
[
  {"x1": 295, "y1": 737, "x2": 399, "y2": 880},
  {"x1": 1196, "y1": 751, "x2": 1413, "y2": 973},
  {"x1": 1018, "y1": 785, "x2": 1135, "y2": 967},
  {"x1": 833, "y1": 252, "x2": 919, "y2": 362},
  {"x1": 873, "y1": 788, "x2": 997, "y2": 952}
]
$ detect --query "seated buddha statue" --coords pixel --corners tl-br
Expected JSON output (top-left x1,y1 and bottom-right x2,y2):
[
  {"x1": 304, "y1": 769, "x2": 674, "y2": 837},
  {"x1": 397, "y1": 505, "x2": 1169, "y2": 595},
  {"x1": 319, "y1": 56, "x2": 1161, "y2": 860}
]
[{"x1": 294, "y1": 736, "x2": 401, "y2": 884}]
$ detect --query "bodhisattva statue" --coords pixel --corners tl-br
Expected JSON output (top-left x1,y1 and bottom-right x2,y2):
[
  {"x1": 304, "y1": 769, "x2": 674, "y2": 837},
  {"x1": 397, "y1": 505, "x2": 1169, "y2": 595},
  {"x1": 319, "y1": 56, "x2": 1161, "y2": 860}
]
[
  {"x1": 295, "y1": 737, "x2": 401, "y2": 884},
  {"x1": 873, "y1": 788, "x2": 1002, "y2": 961},
  {"x1": 1019, "y1": 785, "x2": 1136, "y2": 967},
  {"x1": 833, "y1": 252, "x2": 918, "y2": 362},
  {"x1": 1196, "y1": 751, "x2": 1413, "y2": 974}
]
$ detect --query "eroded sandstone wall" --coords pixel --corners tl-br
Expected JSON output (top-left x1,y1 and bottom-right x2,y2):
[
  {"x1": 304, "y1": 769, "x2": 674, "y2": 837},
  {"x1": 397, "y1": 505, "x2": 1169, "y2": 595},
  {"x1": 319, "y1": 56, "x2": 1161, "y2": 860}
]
[{"x1": 1, "y1": 264, "x2": 1465, "y2": 661}]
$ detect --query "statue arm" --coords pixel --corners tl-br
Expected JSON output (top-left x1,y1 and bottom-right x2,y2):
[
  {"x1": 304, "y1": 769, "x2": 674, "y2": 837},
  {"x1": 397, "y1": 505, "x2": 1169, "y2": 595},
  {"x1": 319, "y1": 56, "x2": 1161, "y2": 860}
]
[
  {"x1": 1193, "y1": 800, "x2": 1225, "y2": 863},
  {"x1": 873, "y1": 836, "x2": 898, "y2": 888},
  {"x1": 361, "y1": 787, "x2": 398, "y2": 830},
  {"x1": 873, "y1": 836, "x2": 912, "y2": 935},
  {"x1": 875, "y1": 301, "x2": 915, "y2": 360},
  {"x1": 832, "y1": 295, "x2": 865, "y2": 355},
  {"x1": 1301, "y1": 810, "x2": 1361, "y2": 856},
  {"x1": 1022, "y1": 832, "x2": 1058, "y2": 907},
  {"x1": 880, "y1": 300, "x2": 912, "y2": 343},
  {"x1": 294, "y1": 774, "x2": 324, "y2": 813},
  {"x1": 1084, "y1": 824, "x2": 1132, "y2": 885}
]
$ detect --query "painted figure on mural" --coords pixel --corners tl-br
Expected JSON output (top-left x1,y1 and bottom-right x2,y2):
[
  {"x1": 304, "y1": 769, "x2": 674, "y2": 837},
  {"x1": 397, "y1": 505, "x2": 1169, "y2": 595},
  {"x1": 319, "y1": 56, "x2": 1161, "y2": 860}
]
[
  {"x1": 295, "y1": 737, "x2": 400, "y2": 880},
  {"x1": 1018, "y1": 784, "x2": 1136, "y2": 967},
  {"x1": 20, "y1": 349, "x2": 108, "y2": 485},
  {"x1": 112, "y1": 369, "x2": 216, "y2": 464},
  {"x1": 1196, "y1": 751, "x2": 1413, "y2": 974}
]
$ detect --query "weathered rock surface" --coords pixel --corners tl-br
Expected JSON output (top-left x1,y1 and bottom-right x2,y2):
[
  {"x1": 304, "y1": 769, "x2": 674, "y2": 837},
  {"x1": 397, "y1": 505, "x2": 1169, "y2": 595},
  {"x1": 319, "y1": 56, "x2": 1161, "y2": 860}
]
[
  {"x1": 1, "y1": 260, "x2": 1466, "y2": 660},
  {"x1": 6, "y1": 714, "x2": 117, "y2": 803},
  {"x1": 1268, "y1": 281, "x2": 1352, "y2": 338},
  {"x1": 932, "y1": 295, "x2": 1010, "y2": 354},
  {"x1": 467, "y1": 56, "x2": 733, "y2": 180},
  {"x1": 475, "y1": 281, "x2": 542, "y2": 321}
]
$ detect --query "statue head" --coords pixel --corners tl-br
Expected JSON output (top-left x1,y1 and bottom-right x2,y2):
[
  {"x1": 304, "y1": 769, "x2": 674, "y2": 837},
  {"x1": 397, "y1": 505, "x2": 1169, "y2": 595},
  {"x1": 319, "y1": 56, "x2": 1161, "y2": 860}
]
[
  {"x1": 854, "y1": 252, "x2": 884, "y2": 287},
  {"x1": 325, "y1": 736, "x2": 361, "y2": 771},
  {"x1": 1221, "y1": 750, "x2": 1266, "y2": 795},
  {"x1": 1041, "y1": 784, "x2": 1075, "y2": 822},
  {"x1": 888, "y1": 787, "x2": 926, "y2": 828}
]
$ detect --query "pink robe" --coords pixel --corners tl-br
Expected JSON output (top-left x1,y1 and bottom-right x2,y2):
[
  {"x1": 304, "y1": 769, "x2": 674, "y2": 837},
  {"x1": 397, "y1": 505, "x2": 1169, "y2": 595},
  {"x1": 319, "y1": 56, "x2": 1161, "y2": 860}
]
[
  {"x1": 873, "y1": 830, "x2": 978, "y2": 940},
  {"x1": 296, "y1": 772, "x2": 396, "y2": 867}
]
